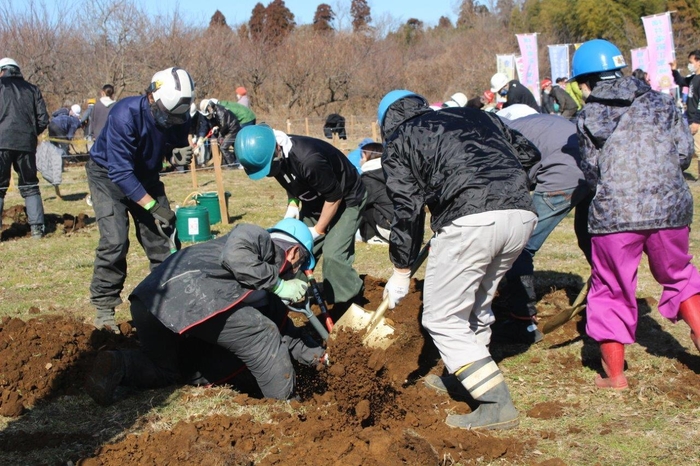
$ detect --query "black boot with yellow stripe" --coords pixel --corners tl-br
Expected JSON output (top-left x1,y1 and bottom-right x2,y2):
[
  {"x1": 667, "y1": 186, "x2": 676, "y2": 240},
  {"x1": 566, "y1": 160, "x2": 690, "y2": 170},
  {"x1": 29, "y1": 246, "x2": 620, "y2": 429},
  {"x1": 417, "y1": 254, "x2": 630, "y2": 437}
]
[{"x1": 445, "y1": 357, "x2": 519, "y2": 430}]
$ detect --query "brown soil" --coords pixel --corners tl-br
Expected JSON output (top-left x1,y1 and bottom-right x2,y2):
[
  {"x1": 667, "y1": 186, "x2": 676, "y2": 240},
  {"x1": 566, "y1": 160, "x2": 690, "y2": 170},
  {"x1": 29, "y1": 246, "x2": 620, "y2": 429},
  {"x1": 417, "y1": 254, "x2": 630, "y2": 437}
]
[
  {"x1": 0, "y1": 277, "x2": 697, "y2": 466},
  {"x1": 1, "y1": 204, "x2": 90, "y2": 240}
]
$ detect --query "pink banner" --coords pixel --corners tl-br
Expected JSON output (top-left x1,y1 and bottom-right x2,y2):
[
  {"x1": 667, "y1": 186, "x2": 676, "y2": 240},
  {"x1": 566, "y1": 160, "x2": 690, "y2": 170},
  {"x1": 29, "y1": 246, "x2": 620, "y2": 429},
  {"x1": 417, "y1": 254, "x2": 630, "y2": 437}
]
[
  {"x1": 631, "y1": 47, "x2": 649, "y2": 72},
  {"x1": 642, "y1": 13, "x2": 676, "y2": 91},
  {"x1": 516, "y1": 33, "x2": 541, "y2": 105}
]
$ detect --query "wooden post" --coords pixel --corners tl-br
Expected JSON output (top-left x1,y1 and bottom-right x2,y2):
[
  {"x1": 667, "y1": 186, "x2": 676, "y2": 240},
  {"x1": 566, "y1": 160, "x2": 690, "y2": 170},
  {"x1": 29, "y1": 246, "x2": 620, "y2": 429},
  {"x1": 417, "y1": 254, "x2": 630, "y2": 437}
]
[
  {"x1": 305, "y1": 117, "x2": 310, "y2": 136},
  {"x1": 371, "y1": 121, "x2": 379, "y2": 141},
  {"x1": 286, "y1": 119, "x2": 292, "y2": 134},
  {"x1": 190, "y1": 158, "x2": 198, "y2": 188},
  {"x1": 209, "y1": 140, "x2": 229, "y2": 225}
]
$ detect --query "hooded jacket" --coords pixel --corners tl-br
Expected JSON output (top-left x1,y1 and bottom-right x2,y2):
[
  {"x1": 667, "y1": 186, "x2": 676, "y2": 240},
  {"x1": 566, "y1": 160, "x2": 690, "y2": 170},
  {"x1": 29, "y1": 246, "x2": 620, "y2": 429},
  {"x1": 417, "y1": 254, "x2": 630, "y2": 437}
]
[
  {"x1": 89, "y1": 96, "x2": 116, "y2": 140},
  {"x1": 504, "y1": 80, "x2": 541, "y2": 113},
  {"x1": 577, "y1": 77, "x2": 694, "y2": 234},
  {"x1": 0, "y1": 68, "x2": 48, "y2": 152},
  {"x1": 381, "y1": 96, "x2": 540, "y2": 268},
  {"x1": 360, "y1": 157, "x2": 392, "y2": 231},
  {"x1": 130, "y1": 223, "x2": 289, "y2": 334}
]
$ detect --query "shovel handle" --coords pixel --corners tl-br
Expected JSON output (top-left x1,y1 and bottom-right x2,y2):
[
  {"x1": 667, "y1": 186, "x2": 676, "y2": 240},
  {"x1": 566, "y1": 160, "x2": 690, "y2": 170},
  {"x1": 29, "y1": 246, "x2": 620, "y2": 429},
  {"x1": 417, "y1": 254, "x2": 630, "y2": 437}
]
[
  {"x1": 285, "y1": 300, "x2": 330, "y2": 341},
  {"x1": 304, "y1": 270, "x2": 334, "y2": 332},
  {"x1": 156, "y1": 221, "x2": 178, "y2": 254}
]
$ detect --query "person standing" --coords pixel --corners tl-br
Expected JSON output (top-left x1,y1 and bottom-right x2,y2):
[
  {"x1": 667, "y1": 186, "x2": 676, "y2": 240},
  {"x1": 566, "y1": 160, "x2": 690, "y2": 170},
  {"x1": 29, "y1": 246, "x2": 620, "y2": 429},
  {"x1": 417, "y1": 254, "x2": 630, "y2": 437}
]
[
  {"x1": 89, "y1": 84, "x2": 116, "y2": 141},
  {"x1": 87, "y1": 67, "x2": 195, "y2": 332},
  {"x1": 235, "y1": 125, "x2": 367, "y2": 305},
  {"x1": 573, "y1": 39, "x2": 700, "y2": 390},
  {"x1": 199, "y1": 98, "x2": 242, "y2": 168},
  {"x1": 671, "y1": 51, "x2": 700, "y2": 157},
  {"x1": 0, "y1": 58, "x2": 49, "y2": 239},
  {"x1": 378, "y1": 90, "x2": 540, "y2": 430},
  {"x1": 236, "y1": 86, "x2": 250, "y2": 108}
]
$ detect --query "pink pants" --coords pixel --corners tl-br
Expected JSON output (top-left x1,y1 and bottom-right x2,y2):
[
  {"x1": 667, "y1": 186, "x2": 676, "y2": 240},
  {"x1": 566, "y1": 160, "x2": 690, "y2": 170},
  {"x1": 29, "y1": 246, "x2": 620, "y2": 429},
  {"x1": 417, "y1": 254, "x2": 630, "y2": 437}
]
[{"x1": 586, "y1": 227, "x2": 700, "y2": 343}]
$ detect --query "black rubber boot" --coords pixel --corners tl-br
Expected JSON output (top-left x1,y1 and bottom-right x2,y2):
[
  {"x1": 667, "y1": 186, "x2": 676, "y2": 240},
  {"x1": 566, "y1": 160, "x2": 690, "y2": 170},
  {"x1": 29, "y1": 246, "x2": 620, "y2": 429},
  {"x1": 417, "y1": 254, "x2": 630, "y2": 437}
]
[
  {"x1": 85, "y1": 351, "x2": 125, "y2": 406},
  {"x1": 445, "y1": 357, "x2": 519, "y2": 430},
  {"x1": 422, "y1": 374, "x2": 469, "y2": 398}
]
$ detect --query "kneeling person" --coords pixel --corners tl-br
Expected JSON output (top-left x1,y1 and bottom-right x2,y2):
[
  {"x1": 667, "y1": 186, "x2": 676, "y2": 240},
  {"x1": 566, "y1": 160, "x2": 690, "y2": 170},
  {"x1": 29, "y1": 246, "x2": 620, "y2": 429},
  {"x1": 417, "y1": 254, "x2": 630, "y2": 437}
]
[{"x1": 85, "y1": 219, "x2": 326, "y2": 405}]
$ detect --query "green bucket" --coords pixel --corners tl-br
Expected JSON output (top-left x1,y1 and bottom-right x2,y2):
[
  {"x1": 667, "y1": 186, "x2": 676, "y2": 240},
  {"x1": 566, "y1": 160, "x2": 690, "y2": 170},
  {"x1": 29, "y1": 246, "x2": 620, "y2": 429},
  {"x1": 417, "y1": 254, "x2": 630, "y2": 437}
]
[
  {"x1": 194, "y1": 191, "x2": 231, "y2": 225},
  {"x1": 175, "y1": 206, "x2": 212, "y2": 243}
]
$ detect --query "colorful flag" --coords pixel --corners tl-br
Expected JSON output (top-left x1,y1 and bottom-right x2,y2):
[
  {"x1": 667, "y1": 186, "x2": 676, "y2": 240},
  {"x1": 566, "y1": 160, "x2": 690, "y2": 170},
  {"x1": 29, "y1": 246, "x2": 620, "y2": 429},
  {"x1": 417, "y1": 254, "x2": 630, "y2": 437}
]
[
  {"x1": 631, "y1": 47, "x2": 650, "y2": 72},
  {"x1": 642, "y1": 12, "x2": 676, "y2": 92},
  {"x1": 516, "y1": 33, "x2": 541, "y2": 105},
  {"x1": 497, "y1": 54, "x2": 516, "y2": 81},
  {"x1": 548, "y1": 44, "x2": 570, "y2": 81}
]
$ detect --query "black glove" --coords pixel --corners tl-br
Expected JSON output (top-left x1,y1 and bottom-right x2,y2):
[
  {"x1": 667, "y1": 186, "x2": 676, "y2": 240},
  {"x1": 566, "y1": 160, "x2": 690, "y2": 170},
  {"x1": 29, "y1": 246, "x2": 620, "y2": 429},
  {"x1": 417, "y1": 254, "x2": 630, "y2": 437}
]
[
  {"x1": 150, "y1": 203, "x2": 176, "y2": 227},
  {"x1": 171, "y1": 146, "x2": 193, "y2": 166}
]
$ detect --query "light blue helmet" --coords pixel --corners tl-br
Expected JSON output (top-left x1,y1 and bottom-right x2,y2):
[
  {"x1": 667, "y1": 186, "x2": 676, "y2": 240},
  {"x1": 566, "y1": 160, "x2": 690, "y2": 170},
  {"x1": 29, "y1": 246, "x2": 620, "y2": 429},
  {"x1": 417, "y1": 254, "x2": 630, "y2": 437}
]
[
  {"x1": 571, "y1": 39, "x2": 627, "y2": 81},
  {"x1": 268, "y1": 218, "x2": 316, "y2": 270},
  {"x1": 234, "y1": 124, "x2": 277, "y2": 180},
  {"x1": 377, "y1": 90, "x2": 417, "y2": 126}
]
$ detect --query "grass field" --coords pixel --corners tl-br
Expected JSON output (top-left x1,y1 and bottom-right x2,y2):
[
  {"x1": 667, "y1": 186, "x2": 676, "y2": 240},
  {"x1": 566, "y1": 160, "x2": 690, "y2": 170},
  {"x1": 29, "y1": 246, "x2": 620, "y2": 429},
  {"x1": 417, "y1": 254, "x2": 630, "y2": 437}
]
[{"x1": 1, "y1": 156, "x2": 699, "y2": 465}]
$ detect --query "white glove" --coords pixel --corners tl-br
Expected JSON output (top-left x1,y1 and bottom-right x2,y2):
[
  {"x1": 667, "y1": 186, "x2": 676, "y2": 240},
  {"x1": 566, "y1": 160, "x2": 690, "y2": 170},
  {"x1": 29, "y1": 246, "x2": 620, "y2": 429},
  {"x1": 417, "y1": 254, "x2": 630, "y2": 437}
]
[
  {"x1": 383, "y1": 269, "x2": 411, "y2": 309},
  {"x1": 308, "y1": 226, "x2": 322, "y2": 240},
  {"x1": 211, "y1": 126, "x2": 220, "y2": 136},
  {"x1": 284, "y1": 204, "x2": 300, "y2": 219}
]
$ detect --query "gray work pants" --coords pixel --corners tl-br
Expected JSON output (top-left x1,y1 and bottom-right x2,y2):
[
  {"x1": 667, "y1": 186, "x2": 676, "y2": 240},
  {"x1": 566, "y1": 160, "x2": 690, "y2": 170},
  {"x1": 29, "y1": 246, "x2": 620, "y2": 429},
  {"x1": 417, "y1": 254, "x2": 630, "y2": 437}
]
[
  {"x1": 86, "y1": 159, "x2": 177, "y2": 309},
  {"x1": 422, "y1": 210, "x2": 537, "y2": 373}
]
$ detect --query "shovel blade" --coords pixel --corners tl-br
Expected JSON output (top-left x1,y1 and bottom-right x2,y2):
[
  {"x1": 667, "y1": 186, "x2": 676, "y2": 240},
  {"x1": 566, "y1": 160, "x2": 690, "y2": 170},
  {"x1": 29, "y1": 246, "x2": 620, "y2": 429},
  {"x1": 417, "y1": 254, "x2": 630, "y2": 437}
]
[{"x1": 332, "y1": 302, "x2": 397, "y2": 349}]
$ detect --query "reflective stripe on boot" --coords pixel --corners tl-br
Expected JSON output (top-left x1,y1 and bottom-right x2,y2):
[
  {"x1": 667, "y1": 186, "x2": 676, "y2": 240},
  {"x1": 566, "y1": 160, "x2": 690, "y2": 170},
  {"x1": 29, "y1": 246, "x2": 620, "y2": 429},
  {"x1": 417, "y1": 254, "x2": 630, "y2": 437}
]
[{"x1": 446, "y1": 357, "x2": 519, "y2": 430}]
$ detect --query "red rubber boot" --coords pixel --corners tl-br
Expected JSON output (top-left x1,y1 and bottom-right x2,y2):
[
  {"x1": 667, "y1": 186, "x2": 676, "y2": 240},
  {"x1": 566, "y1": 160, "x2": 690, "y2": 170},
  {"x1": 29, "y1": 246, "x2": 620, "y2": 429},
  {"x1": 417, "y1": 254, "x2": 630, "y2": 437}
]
[
  {"x1": 678, "y1": 294, "x2": 700, "y2": 352},
  {"x1": 594, "y1": 341, "x2": 628, "y2": 390}
]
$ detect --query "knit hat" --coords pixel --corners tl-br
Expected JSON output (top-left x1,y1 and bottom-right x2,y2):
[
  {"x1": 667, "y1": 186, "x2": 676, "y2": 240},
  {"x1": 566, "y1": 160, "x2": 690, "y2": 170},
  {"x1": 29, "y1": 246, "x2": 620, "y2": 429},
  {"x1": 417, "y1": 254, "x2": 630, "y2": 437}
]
[{"x1": 236, "y1": 86, "x2": 247, "y2": 96}]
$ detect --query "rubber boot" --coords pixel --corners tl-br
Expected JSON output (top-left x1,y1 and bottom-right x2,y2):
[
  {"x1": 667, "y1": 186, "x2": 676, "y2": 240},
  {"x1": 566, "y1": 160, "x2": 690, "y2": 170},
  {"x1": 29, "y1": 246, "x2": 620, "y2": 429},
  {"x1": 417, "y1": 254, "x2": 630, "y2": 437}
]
[
  {"x1": 85, "y1": 351, "x2": 125, "y2": 406},
  {"x1": 445, "y1": 357, "x2": 519, "y2": 430},
  {"x1": 24, "y1": 194, "x2": 44, "y2": 228},
  {"x1": 423, "y1": 374, "x2": 469, "y2": 398},
  {"x1": 30, "y1": 224, "x2": 44, "y2": 239},
  {"x1": 678, "y1": 294, "x2": 700, "y2": 352},
  {"x1": 595, "y1": 341, "x2": 628, "y2": 390},
  {"x1": 94, "y1": 308, "x2": 120, "y2": 334}
]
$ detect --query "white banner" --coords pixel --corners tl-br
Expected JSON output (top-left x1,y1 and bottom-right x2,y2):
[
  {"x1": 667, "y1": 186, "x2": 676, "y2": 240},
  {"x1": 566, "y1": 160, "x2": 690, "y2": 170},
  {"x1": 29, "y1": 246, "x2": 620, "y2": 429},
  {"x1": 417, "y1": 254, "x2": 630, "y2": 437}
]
[
  {"x1": 497, "y1": 54, "x2": 516, "y2": 81},
  {"x1": 548, "y1": 44, "x2": 570, "y2": 81}
]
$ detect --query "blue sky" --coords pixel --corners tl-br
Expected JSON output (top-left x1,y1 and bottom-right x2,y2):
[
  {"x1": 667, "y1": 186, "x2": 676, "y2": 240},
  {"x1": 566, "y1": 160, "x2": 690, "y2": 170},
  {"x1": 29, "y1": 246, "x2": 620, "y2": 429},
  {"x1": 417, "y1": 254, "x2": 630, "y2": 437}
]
[{"x1": 31, "y1": 0, "x2": 463, "y2": 28}]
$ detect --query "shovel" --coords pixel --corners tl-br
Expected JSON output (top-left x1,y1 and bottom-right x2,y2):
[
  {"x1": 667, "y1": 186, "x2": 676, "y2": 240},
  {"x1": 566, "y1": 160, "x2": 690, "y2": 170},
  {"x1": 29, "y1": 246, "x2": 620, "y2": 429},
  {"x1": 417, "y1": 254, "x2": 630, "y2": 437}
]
[
  {"x1": 156, "y1": 221, "x2": 178, "y2": 254},
  {"x1": 541, "y1": 276, "x2": 590, "y2": 334},
  {"x1": 333, "y1": 240, "x2": 431, "y2": 349},
  {"x1": 285, "y1": 299, "x2": 329, "y2": 342}
]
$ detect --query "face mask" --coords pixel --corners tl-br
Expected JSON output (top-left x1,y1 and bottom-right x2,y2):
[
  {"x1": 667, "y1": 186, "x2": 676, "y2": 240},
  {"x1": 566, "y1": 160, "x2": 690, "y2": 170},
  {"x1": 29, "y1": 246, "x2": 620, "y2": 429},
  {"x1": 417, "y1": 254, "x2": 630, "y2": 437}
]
[
  {"x1": 498, "y1": 88, "x2": 508, "y2": 97},
  {"x1": 150, "y1": 102, "x2": 187, "y2": 129},
  {"x1": 544, "y1": 90, "x2": 550, "y2": 95},
  {"x1": 688, "y1": 63, "x2": 696, "y2": 73}
]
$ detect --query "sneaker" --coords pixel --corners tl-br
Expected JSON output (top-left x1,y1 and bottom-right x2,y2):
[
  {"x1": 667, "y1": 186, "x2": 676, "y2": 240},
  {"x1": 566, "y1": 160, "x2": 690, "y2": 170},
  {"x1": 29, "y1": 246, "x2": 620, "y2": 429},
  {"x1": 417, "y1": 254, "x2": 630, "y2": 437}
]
[
  {"x1": 355, "y1": 230, "x2": 364, "y2": 242},
  {"x1": 367, "y1": 236, "x2": 389, "y2": 245}
]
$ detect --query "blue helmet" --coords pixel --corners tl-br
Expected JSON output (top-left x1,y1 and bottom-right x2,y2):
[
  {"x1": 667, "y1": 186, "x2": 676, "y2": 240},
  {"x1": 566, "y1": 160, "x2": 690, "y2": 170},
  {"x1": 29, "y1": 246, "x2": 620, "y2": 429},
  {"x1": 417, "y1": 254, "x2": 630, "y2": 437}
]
[
  {"x1": 268, "y1": 218, "x2": 316, "y2": 270},
  {"x1": 377, "y1": 90, "x2": 417, "y2": 126},
  {"x1": 234, "y1": 125, "x2": 277, "y2": 180},
  {"x1": 571, "y1": 39, "x2": 627, "y2": 81}
]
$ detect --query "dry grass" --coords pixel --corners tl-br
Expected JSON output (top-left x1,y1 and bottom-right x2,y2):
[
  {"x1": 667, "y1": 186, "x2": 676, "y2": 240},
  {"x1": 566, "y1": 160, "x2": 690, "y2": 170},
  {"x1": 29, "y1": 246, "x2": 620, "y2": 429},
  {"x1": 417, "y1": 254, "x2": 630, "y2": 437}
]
[{"x1": 1, "y1": 158, "x2": 700, "y2": 465}]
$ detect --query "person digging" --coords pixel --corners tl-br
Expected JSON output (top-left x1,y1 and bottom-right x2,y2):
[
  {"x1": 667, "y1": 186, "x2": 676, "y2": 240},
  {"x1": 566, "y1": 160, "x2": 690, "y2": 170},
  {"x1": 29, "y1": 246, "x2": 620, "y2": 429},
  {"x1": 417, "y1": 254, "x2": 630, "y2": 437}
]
[
  {"x1": 85, "y1": 219, "x2": 328, "y2": 405},
  {"x1": 377, "y1": 90, "x2": 540, "y2": 430}
]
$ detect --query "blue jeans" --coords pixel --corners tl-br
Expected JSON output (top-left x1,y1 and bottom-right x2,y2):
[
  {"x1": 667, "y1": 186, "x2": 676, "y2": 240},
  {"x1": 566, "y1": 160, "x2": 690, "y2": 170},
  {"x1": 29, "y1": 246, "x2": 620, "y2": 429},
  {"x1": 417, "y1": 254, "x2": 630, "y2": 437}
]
[{"x1": 505, "y1": 187, "x2": 592, "y2": 318}]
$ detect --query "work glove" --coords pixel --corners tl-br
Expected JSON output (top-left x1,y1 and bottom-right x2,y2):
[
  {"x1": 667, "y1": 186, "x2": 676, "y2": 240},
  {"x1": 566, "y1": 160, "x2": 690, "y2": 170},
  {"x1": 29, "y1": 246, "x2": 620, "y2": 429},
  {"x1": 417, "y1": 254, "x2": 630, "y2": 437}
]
[
  {"x1": 273, "y1": 278, "x2": 309, "y2": 303},
  {"x1": 308, "y1": 226, "x2": 322, "y2": 241},
  {"x1": 383, "y1": 268, "x2": 411, "y2": 309},
  {"x1": 284, "y1": 204, "x2": 300, "y2": 219},
  {"x1": 150, "y1": 202, "x2": 176, "y2": 228},
  {"x1": 211, "y1": 126, "x2": 220, "y2": 136},
  {"x1": 171, "y1": 146, "x2": 193, "y2": 166}
]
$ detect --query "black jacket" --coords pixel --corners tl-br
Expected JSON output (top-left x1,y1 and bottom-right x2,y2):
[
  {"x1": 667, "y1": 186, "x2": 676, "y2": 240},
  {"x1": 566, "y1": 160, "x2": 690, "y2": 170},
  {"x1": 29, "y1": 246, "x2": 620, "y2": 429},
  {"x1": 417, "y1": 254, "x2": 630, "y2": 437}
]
[
  {"x1": 130, "y1": 224, "x2": 288, "y2": 334},
  {"x1": 673, "y1": 70, "x2": 700, "y2": 124},
  {"x1": 274, "y1": 135, "x2": 365, "y2": 209},
  {"x1": 361, "y1": 159, "x2": 392, "y2": 230},
  {"x1": 211, "y1": 103, "x2": 241, "y2": 151},
  {"x1": 504, "y1": 80, "x2": 541, "y2": 113},
  {"x1": 381, "y1": 96, "x2": 540, "y2": 268},
  {"x1": 0, "y1": 69, "x2": 48, "y2": 152}
]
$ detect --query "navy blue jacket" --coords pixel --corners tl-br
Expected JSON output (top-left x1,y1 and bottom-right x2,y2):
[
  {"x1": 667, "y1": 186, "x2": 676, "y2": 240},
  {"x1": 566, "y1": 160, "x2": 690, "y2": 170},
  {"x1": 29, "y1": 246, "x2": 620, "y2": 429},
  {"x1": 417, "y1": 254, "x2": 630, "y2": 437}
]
[
  {"x1": 89, "y1": 95, "x2": 189, "y2": 201},
  {"x1": 50, "y1": 108, "x2": 81, "y2": 139}
]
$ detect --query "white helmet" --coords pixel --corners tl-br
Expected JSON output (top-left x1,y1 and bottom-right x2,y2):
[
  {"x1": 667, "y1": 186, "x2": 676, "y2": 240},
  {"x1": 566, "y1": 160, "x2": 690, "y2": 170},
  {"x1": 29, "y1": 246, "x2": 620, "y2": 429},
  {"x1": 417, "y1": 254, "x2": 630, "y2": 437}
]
[
  {"x1": 0, "y1": 57, "x2": 19, "y2": 71},
  {"x1": 490, "y1": 72, "x2": 510, "y2": 93},
  {"x1": 199, "y1": 98, "x2": 219, "y2": 116},
  {"x1": 148, "y1": 67, "x2": 195, "y2": 115},
  {"x1": 449, "y1": 92, "x2": 468, "y2": 107},
  {"x1": 70, "y1": 104, "x2": 81, "y2": 117}
]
